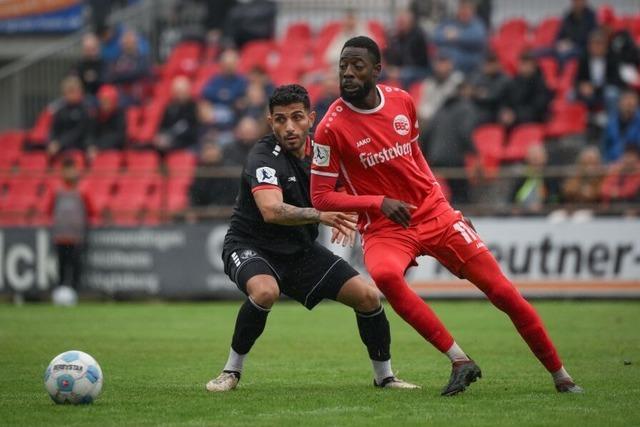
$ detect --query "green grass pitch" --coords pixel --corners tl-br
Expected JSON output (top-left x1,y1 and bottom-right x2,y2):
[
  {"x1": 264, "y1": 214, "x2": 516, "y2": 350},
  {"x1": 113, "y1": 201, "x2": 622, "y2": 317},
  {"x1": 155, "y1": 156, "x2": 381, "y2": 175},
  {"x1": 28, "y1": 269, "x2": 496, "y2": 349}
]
[{"x1": 1, "y1": 300, "x2": 639, "y2": 426}]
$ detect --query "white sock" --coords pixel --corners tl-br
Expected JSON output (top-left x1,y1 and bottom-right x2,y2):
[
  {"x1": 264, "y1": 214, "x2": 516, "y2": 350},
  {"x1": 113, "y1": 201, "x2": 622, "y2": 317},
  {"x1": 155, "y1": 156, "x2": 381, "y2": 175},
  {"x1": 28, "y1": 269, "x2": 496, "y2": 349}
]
[
  {"x1": 445, "y1": 341, "x2": 470, "y2": 363},
  {"x1": 372, "y1": 359, "x2": 393, "y2": 383},
  {"x1": 552, "y1": 366, "x2": 571, "y2": 382},
  {"x1": 223, "y1": 348, "x2": 246, "y2": 373}
]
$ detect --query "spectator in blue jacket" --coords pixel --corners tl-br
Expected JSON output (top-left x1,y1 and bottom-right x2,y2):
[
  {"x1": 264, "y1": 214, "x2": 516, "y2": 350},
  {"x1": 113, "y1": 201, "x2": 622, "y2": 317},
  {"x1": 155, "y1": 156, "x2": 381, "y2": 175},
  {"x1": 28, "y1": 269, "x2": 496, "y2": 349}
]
[
  {"x1": 604, "y1": 90, "x2": 640, "y2": 163},
  {"x1": 201, "y1": 49, "x2": 247, "y2": 130},
  {"x1": 433, "y1": 0, "x2": 487, "y2": 74}
]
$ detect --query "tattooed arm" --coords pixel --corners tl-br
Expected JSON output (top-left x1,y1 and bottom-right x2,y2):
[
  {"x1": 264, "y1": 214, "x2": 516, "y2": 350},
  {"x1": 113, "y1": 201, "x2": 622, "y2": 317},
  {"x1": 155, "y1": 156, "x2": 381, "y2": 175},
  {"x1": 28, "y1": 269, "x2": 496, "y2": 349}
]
[{"x1": 253, "y1": 188, "x2": 356, "y2": 231}]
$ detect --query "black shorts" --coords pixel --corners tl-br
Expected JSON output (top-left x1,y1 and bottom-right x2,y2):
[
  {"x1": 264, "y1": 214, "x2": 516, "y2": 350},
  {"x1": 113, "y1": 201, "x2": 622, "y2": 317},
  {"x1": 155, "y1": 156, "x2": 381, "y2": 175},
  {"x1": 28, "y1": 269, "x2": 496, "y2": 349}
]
[{"x1": 222, "y1": 241, "x2": 359, "y2": 310}]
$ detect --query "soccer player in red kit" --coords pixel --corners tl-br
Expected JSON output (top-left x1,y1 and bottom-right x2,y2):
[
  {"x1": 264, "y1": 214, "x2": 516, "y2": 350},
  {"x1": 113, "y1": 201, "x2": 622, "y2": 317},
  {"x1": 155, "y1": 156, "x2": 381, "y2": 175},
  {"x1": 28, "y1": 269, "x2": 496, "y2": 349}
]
[{"x1": 310, "y1": 36, "x2": 583, "y2": 395}]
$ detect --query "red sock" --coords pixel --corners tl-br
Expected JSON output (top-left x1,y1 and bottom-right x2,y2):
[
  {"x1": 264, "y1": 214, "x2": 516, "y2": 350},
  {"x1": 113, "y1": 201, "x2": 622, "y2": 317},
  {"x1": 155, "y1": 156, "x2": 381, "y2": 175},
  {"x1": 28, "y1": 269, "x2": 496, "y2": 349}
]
[
  {"x1": 461, "y1": 252, "x2": 563, "y2": 372},
  {"x1": 366, "y1": 249, "x2": 454, "y2": 353}
]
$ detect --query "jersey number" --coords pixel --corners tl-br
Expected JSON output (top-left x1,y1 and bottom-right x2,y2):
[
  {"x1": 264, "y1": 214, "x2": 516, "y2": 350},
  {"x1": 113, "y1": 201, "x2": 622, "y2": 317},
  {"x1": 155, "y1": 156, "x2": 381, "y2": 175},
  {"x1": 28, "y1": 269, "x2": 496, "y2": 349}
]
[{"x1": 453, "y1": 221, "x2": 478, "y2": 244}]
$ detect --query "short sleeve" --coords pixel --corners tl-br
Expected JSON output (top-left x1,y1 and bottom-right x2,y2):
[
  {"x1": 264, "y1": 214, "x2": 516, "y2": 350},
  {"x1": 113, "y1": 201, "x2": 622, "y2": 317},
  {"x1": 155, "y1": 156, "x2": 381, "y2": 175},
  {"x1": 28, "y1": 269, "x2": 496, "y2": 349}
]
[
  {"x1": 245, "y1": 149, "x2": 282, "y2": 193},
  {"x1": 311, "y1": 126, "x2": 341, "y2": 179}
]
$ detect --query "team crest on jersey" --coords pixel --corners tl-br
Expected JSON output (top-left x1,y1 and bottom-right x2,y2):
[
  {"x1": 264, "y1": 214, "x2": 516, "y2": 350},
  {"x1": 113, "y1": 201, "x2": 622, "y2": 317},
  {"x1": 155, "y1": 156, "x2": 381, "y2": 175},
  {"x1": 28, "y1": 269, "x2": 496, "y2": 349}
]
[
  {"x1": 393, "y1": 114, "x2": 411, "y2": 136},
  {"x1": 256, "y1": 166, "x2": 278, "y2": 185},
  {"x1": 312, "y1": 143, "x2": 331, "y2": 167}
]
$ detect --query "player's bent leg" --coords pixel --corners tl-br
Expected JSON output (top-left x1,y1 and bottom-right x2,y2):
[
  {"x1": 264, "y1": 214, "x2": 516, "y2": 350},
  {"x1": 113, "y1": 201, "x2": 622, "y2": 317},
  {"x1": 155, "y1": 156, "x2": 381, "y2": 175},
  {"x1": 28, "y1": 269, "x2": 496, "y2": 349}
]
[
  {"x1": 335, "y1": 276, "x2": 420, "y2": 389},
  {"x1": 365, "y1": 246, "x2": 455, "y2": 353},
  {"x1": 461, "y1": 251, "x2": 582, "y2": 393}
]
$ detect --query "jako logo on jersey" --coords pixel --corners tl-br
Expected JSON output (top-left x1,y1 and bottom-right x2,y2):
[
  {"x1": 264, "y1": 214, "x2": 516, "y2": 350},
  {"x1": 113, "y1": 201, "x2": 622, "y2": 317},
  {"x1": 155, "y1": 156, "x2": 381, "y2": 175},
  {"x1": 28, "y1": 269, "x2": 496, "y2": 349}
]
[
  {"x1": 359, "y1": 142, "x2": 413, "y2": 169},
  {"x1": 356, "y1": 137, "x2": 371, "y2": 148},
  {"x1": 393, "y1": 114, "x2": 410, "y2": 136},
  {"x1": 256, "y1": 166, "x2": 278, "y2": 185},
  {"x1": 313, "y1": 143, "x2": 330, "y2": 167}
]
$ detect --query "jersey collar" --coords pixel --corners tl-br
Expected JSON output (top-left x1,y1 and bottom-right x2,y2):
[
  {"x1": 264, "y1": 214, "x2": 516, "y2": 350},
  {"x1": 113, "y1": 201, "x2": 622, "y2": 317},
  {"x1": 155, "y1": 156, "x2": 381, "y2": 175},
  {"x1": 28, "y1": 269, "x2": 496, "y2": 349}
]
[{"x1": 342, "y1": 85, "x2": 385, "y2": 115}]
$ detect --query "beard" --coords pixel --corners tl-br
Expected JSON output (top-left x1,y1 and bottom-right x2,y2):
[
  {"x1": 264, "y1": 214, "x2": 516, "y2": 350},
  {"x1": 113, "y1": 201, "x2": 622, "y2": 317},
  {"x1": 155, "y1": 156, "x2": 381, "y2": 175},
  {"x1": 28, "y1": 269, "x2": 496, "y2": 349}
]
[{"x1": 340, "y1": 79, "x2": 374, "y2": 103}]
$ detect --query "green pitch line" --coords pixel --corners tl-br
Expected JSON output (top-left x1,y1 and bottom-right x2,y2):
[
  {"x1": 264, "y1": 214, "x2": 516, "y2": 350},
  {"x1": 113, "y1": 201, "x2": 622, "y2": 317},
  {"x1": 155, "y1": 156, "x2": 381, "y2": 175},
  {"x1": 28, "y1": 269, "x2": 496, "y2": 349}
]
[{"x1": 0, "y1": 301, "x2": 638, "y2": 427}]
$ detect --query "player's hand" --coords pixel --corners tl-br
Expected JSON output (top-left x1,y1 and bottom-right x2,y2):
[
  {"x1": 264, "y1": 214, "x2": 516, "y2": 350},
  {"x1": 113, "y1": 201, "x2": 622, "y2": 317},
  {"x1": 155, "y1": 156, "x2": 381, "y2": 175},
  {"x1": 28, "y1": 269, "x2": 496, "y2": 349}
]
[
  {"x1": 380, "y1": 197, "x2": 417, "y2": 228},
  {"x1": 331, "y1": 225, "x2": 356, "y2": 247},
  {"x1": 319, "y1": 212, "x2": 357, "y2": 236}
]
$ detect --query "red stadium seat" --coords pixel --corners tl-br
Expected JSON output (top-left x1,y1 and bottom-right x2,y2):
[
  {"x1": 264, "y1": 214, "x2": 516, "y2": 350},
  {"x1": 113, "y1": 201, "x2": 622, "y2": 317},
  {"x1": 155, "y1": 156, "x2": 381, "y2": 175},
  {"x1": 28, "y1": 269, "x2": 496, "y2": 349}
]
[
  {"x1": 283, "y1": 22, "x2": 312, "y2": 43},
  {"x1": 491, "y1": 35, "x2": 529, "y2": 75},
  {"x1": 162, "y1": 41, "x2": 202, "y2": 79},
  {"x1": 538, "y1": 58, "x2": 559, "y2": 91},
  {"x1": 472, "y1": 125, "x2": 505, "y2": 174},
  {"x1": 52, "y1": 150, "x2": 86, "y2": 171},
  {"x1": 18, "y1": 152, "x2": 48, "y2": 173},
  {"x1": 532, "y1": 17, "x2": 561, "y2": 48},
  {"x1": 545, "y1": 103, "x2": 587, "y2": 138},
  {"x1": 166, "y1": 151, "x2": 196, "y2": 178},
  {"x1": 498, "y1": 18, "x2": 529, "y2": 40},
  {"x1": 502, "y1": 124, "x2": 545, "y2": 162},
  {"x1": 238, "y1": 40, "x2": 278, "y2": 74},
  {"x1": 125, "y1": 150, "x2": 160, "y2": 172},
  {"x1": 27, "y1": 107, "x2": 54, "y2": 147},
  {"x1": 91, "y1": 150, "x2": 122, "y2": 174},
  {"x1": 0, "y1": 130, "x2": 25, "y2": 154},
  {"x1": 137, "y1": 101, "x2": 167, "y2": 143},
  {"x1": 368, "y1": 20, "x2": 387, "y2": 49}
]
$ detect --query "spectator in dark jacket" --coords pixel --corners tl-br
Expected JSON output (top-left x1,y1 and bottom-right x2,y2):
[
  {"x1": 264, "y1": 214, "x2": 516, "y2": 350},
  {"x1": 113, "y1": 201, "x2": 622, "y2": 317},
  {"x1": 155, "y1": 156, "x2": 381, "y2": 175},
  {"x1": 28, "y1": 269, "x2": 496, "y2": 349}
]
[
  {"x1": 499, "y1": 52, "x2": 552, "y2": 128},
  {"x1": 87, "y1": 85, "x2": 126, "y2": 160},
  {"x1": 72, "y1": 33, "x2": 104, "y2": 97},
  {"x1": 189, "y1": 141, "x2": 238, "y2": 208},
  {"x1": 576, "y1": 30, "x2": 626, "y2": 112},
  {"x1": 555, "y1": 0, "x2": 597, "y2": 59},
  {"x1": 48, "y1": 76, "x2": 93, "y2": 157},
  {"x1": 433, "y1": 0, "x2": 487, "y2": 74},
  {"x1": 470, "y1": 51, "x2": 510, "y2": 124},
  {"x1": 155, "y1": 76, "x2": 199, "y2": 152},
  {"x1": 384, "y1": 9, "x2": 430, "y2": 87},
  {"x1": 599, "y1": 6, "x2": 640, "y2": 70},
  {"x1": 223, "y1": 116, "x2": 262, "y2": 166},
  {"x1": 422, "y1": 81, "x2": 478, "y2": 204},
  {"x1": 603, "y1": 90, "x2": 640, "y2": 163}
]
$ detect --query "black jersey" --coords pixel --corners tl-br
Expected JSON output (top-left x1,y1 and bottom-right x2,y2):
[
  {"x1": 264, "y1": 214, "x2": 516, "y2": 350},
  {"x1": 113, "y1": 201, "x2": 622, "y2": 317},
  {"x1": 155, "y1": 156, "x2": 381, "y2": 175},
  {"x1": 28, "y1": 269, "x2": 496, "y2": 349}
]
[{"x1": 225, "y1": 134, "x2": 318, "y2": 255}]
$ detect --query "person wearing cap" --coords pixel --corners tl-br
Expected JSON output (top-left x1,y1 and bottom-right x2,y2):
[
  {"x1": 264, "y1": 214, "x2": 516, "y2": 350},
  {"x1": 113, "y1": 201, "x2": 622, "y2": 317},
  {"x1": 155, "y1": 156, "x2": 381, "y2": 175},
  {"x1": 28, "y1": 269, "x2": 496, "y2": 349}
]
[
  {"x1": 598, "y1": 6, "x2": 640, "y2": 83},
  {"x1": 87, "y1": 84, "x2": 126, "y2": 161},
  {"x1": 469, "y1": 51, "x2": 511, "y2": 124},
  {"x1": 555, "y1": 0, "x2": 597, "y2": 62}
]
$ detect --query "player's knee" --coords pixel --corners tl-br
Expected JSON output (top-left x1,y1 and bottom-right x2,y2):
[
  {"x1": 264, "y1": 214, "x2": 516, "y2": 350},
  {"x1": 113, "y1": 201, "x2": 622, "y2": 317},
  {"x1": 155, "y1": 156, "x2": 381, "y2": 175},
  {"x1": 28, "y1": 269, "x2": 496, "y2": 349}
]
[
  {"x1": 487, "y1": 283, "x2": 521, "y2": 313},
  {"x1": 368, "y1": 265, "x2": 403, "y2": 291},
  {"x1": 248, "y1": 283, "x2": 279, "y2": 308},
  {"x1": 355, "y1": 286, "x2": 381, "y2": 313}
]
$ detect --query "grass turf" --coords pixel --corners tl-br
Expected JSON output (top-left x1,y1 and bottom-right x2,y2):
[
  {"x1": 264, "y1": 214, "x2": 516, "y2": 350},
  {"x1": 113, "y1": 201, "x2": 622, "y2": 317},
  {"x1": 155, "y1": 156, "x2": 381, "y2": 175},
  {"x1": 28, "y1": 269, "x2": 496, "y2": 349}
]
[{"x1": 0, "y1": 301, "x2": 638, "y2": 426}]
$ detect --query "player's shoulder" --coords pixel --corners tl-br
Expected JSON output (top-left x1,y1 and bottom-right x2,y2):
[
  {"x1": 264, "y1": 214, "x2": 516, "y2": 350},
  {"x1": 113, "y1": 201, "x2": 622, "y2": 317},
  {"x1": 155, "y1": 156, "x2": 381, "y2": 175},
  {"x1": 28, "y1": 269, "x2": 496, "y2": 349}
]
[
  {"x1": 315, "y1": 98, "x2": 349, "y2": 139},
  {"x1": 248, "y1": 134, "x2": 284, "y2": 160},
  {"x1": 379, "y1": 84, "x2": 412, "y2": 103}
]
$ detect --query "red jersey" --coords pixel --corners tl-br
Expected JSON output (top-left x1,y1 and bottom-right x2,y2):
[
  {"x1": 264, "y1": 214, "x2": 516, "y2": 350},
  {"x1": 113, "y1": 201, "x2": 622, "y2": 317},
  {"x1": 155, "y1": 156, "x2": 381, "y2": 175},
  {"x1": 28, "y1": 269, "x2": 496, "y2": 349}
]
[{"x1": 311, "y1": 84, "x2": 450, "y2": 234}]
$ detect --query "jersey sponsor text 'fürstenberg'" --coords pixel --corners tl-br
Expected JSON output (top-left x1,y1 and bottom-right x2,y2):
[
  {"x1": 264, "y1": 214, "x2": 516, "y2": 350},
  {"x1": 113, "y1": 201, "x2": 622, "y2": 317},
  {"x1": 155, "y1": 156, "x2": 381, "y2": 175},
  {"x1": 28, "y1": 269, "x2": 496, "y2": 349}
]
[{"x1": 360, "y1": 141, "x2": 413, "y2": 169}]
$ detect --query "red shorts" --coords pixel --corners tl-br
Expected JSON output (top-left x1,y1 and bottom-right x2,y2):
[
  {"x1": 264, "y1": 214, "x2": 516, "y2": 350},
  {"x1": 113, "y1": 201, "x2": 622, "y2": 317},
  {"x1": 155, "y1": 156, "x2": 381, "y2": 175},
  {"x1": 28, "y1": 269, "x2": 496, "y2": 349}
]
[{"x1": 362, "y1": 208, "x2": 489, "y2": 278}]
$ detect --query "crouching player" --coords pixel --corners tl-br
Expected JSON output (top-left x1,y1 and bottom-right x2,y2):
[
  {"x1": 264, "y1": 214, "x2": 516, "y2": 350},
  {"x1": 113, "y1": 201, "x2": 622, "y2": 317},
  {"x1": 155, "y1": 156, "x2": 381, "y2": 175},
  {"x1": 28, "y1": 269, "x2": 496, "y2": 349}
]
[{"x1": 206, "y1": 84, "x2": 418, "y2": 391}]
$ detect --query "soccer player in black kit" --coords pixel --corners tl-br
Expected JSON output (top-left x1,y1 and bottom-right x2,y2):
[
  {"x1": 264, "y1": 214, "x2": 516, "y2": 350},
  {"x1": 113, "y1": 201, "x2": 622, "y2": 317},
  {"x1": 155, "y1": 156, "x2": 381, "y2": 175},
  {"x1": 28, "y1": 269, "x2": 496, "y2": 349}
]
[{"x1": 206, "y1": 85, "x2": 418, "y2": 392}]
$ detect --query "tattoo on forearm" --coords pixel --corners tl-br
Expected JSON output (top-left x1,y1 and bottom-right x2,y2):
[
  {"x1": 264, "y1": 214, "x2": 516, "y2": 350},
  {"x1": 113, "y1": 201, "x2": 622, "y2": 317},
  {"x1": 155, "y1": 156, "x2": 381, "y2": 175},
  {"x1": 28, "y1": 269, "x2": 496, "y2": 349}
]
[{"x1": 272, "y1": 204, "x2": 321, "y2": 225}]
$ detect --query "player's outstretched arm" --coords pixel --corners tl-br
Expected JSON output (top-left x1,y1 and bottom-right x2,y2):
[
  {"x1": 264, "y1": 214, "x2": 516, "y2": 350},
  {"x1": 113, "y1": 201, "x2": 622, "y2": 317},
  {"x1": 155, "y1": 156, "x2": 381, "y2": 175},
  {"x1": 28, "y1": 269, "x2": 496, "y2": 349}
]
[
  {"x1": 310, "y1": 172, "x2": 385, "y2": 212},
  {"x1": 253, "y1": 188, "x2": 356, "y2": 233}
]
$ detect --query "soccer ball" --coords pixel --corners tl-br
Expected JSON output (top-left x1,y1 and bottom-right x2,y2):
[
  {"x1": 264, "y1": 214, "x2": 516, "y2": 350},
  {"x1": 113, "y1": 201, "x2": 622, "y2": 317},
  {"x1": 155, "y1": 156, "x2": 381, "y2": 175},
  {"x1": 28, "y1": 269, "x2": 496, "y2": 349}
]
[
  {"x1": 44, "y1": 350, "x2": 103, "y2": 404},
  {"x1": 51, "y1": 286, "x2": 78, "y2": 307}
]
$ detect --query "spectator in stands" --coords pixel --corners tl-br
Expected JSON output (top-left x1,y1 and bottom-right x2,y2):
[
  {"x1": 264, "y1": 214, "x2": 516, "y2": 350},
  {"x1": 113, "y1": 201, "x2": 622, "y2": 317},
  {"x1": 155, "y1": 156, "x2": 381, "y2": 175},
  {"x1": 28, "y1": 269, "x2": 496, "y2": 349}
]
[
  {"x1": 99, "y1": 24, "x2": 150, "y2": 63},
  {"x1": 384, "y1": 9, "x2": 430, "y2": 88},
  {"x1": 48, "y1": 76, "x2": 92, "y2": 158},
  {"x1": 201, "y1": 49, "x2": 247, "y2": 129},
  {"x1": 598, "y1": 6, "x2": 640, "y2": 80},
  {"x1": 223, "y1": 116, "x2": 262, "y2": 166},
  {"x1": 417, "y1": 54, "x2": 464, "y2": 126},
  {"x1": 189, "y1": 141, "x2": 238, "y2": 209},
  {"x1": 433, "y1": 0, "x2": 487, "y2": 74},
  {"x1": 511, "y1": 144, "x2": 558, "y2": 214},
  {"x1": 575, "y1": 30, "x2": 626, "y2": 113},
  {"x1": 106, "y1": 29, "x2": 151, "y2": 105},
  {"x1": 470, "y1": 51, "x2": 510, "y2": 124},
  {"x1": 225, "y1": 0, "x2": 276, "y2": 49},
  {"x1": 603, "y1": 90, "x2": 640, "y2": 163},
  {"x1": 155, "y1": 76, "x2": 199, "y2": 153},
  {"x1": 422, "y1": 81, "x2": 478, "y2": 204},
  {"x1": 240, "y1": 82, "x2": 269, "y2": 120},
  {"x1": 87, "y1": 85, "x2": 126, "y2": 160},
  {"x1": 324, "y1": 9, "x2": 372, "y2": 67},
  {"x1": 499, "y1": 52, "x2": 552, "y2": 128},
  {"x1": 554, "y1": 0, "x2": 597, "y2": 63},
  {"x1": 313, "y1": 72, "x2": 340, "y2": 124},
  {"x1": 247, "y1": 65, "x2": 275, "y2": 96},
  {"x1": 46, "y1": 157, "x2": 95, "y2": 297},
  {"x1": 601, "y1": 145, "x2": 640, "y2": 204},
  {"x1": 561, "y1": 146, "x2": 603, "y2": 204},
  {"x1": 72, "y1": 33, "x2": 105, "y2": 97}
]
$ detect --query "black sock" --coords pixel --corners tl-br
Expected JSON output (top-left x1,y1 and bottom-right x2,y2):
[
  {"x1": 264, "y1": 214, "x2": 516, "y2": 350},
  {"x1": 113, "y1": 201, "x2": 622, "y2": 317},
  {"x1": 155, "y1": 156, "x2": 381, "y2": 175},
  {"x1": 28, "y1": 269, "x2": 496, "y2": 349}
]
[
  {"x1": 356, "y1": 306, "x2": 391, "y2": 361},
  {"x1": 230, "y1": 297, "x2": 270, "y2": 355}
]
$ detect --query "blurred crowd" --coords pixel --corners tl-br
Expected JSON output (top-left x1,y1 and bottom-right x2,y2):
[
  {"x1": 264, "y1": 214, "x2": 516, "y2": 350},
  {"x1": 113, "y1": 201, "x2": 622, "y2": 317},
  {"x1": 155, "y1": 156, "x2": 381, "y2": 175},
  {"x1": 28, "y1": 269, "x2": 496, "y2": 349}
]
[{"x1": 31, "y1": 0, "x2": 640, "y2": 219}]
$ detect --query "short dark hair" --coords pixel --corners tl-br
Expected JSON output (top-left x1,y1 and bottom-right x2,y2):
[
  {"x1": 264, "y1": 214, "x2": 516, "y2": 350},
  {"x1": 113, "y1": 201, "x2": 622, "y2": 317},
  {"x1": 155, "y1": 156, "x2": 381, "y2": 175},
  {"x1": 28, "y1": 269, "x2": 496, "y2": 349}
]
[
  {"x1": 341, "y1": 36, "x2": 381, "y2": 64},
  {"x1": 268, "y1": 84, "x2": 310, "y2": 113}
]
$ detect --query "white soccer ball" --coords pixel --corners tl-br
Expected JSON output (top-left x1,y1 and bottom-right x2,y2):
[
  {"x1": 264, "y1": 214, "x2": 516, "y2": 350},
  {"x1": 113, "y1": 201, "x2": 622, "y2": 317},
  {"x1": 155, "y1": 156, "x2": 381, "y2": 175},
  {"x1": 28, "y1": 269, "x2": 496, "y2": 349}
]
[
  {"x1": 44, "y1": 350, "x2": 103, "y2": 404},
  {"x1": 52, "y1": 286, "x2": 78, "y2": 307}
]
